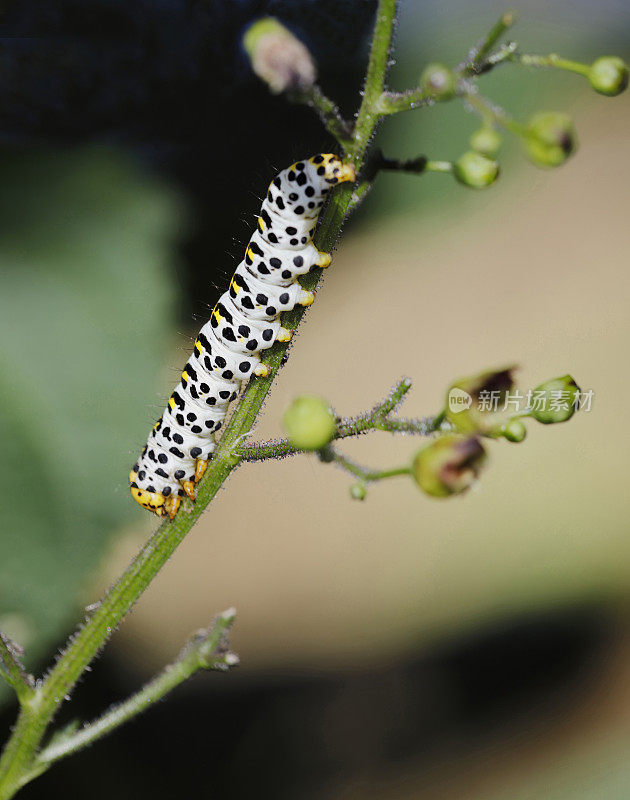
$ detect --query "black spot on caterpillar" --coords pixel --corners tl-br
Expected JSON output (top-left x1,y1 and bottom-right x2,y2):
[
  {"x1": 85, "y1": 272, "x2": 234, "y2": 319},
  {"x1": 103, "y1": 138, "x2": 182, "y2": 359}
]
[{"x1": 130, "y1": 153, "x2": 355, "y2": 519}]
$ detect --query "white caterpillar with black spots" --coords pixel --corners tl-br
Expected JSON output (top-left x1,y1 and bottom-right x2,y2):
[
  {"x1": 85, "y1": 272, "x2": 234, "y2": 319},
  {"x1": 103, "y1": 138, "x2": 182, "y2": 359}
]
[{"x1": 130, "y1": 153, "x2": 356, "y2": 519}]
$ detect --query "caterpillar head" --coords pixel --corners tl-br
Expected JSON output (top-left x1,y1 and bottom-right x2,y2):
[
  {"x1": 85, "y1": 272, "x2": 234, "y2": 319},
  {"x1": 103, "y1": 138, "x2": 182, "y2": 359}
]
[
  {"x1": 308, "y1": 153, "x2": 356, "y2": 185},
  {"x1": 129, "y1": 470, "x2": 168, "y2": 517}
]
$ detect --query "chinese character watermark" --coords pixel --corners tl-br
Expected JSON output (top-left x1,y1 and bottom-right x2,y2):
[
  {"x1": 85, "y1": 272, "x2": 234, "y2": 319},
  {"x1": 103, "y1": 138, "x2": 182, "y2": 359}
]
[{"x1": 447, "y1": 387, "x2": 595, "y2": 415}]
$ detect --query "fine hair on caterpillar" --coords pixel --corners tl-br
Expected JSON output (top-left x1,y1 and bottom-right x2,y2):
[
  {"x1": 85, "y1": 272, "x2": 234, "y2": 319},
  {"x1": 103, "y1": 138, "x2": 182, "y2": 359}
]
[{"x1": 130, "y1": 153, "x2": 356, "y2": 519}]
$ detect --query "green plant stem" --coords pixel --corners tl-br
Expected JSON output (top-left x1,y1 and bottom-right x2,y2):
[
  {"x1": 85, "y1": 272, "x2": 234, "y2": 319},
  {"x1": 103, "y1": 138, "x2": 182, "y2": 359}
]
[
  {"x1": 25, "y1": 612, "x2": 237, "y2": 780},
  {"x1": 464, "y1": 10, "x2": 516, "y2": 72},
  {"x1": 0, "y1": 1, "x2": 400, "y2": 796},
  {"x1": 481, "y1": 41, "x2": 519, "y2": 70},
  {"x1": 0, "y1": 635, "x2": 33, "y2": 705},
  {"x1": 326, "y1": 448, "x2": 411, "y2": 483},
  {"x1": 376, "y1": 88, "x2": 434, "y2": 115},
  {"x1": 237, "y1": 377, "x2": 441, "y2": 463},
  {"x1": 516, "y1": 52, "x2": 591, "y2": 76},
  {"x1": 375, "y1": 13, "x2": 520, "y2": 116},
  {"x1": 460, "y1": 83, "x2": 528, "y2": 137},
  {"x1": 290, "y1": 85, "x2": 354, "y2": 147},
  {"x1": 377, "y1": 155, "x2": 453, "y2": 175}
]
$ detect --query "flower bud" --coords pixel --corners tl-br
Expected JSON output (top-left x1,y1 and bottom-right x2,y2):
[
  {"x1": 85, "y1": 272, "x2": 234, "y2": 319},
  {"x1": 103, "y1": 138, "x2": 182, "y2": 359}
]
[
  {"x1": 446, "y1": 366, "x2": 516, "y2": 433},
  {"x1": 527, "y1": 375, "x2": 580, "y2": 424},
  {"x1": 501, "y1": 418, "x2": 527, "y2": 442},
  {"x1": 588, "y1": 56, "x2": 629, "y2": 97},
  {"x1": 524, "y1": 112, "x2": 576, "y2": 168},
  {"x1": 453, "y1": 151, "x2": 499, "y2": 188},
  {"x1": 350, "y1": 483, "x2": 367, "y2": 501},
  {"x1": 283, "y1": 395, "x2": 336, "y2": 450},
  {"x1": 412, "y1": 435, "x2": 487, "y2": 498},
  {"x1": 469, "y1": 126, "x2": 502, "y2": 158},
  {"x1": 243, "y1": 17, "x2": 316, "y2": 94},
  {"x1": 419, "y1": 63, "x2": 457, "y2": 99}
]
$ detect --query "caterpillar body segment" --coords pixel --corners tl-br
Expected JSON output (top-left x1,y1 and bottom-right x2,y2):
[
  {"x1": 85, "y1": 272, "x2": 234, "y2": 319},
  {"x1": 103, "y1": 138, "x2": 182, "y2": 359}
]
[
  {"x1": 130, "y1": 153, "x2": 356, "y2": 519},
  {"x1": 229, "y1": 262, "x2": 314, "y2": 320}
]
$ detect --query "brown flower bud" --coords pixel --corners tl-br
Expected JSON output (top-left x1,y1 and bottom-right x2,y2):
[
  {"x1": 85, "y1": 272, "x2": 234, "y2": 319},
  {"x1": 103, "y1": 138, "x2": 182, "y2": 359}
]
[
  {"x1": 412, "y1": 435, "x2": 487, "y2": 498},
  {"x1": 243, "y1": 18, "x2": 316, "y2": 94},
  {"x1": 446, "y1": 366, "x2": 516, "y2": 434}
]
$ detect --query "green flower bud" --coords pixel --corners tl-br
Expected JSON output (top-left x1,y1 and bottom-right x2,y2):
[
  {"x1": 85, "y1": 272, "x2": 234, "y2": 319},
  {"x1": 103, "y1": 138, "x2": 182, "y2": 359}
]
[
  {"x1": 524, "y1": 112, "x2": 576, "y2": 168},
  {"x1": 469, "y1": 126, "x2": 502, "y2": 158},
  {"x1": 588, "y1": 56, "x2": 629, "y2": 97},
  {"x1": 350, "y1": 483, "x2": 367, "y2": 501},
  {"x1": 283, "y1": 395, "x2": 336, "y2": 450},
  {"x1": 243, "y1": 17, "x2": 316, "y2": 94},
  {"x1": 419, "y1": 63, "x2": 457, "y2": 99},
  {"x1": 453, "y1": 151, "x2": 500, "y2": 189},
  {"x1": 502, "y1": 418, "x2": 527, "y2": 442},
  {"x1": 446, "y1": 366, "x2": 516, "y2": 434},
  {"x1": 412, "y1": 435, "x2": 487, "y2": 498},
  {"x1": 527, "y1": 375, "x2": 581, "y2": 424}
]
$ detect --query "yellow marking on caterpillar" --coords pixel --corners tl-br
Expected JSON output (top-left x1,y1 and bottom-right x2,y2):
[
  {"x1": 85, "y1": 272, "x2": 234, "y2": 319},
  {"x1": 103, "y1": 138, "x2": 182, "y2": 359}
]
[
  {"x1": 195, "y1": 339, "x2": 203, "y2": 354},
  {"x1": 298, "y1": 290, "x2": 315, "y2": 307},
  {"x1": 230, "y1": 279, "x2": 241, "y2": 295},
  {"x1": 168, "y1": 397, "x2": 176, "y2": 410},
  {"x1": 338, "y1": 162, "x2": 357, "y2": 182},
  {"x1": 277, "y1": 327, "x2": 292, "y2": 343},
  {"x1": 164, "y1": 494, "x2": 181, "y2": 520},
  {"x1": 194, "y1": 458, "x2": 208, "y2": 483},
  {"x1": 212, "y1": 305, "x2": 223, "y2": 325},
  {"x1": 181, "y1": 480, "x2": 196, "y2": 501},
  {"x1": 181, "y1": 371, "x2": 189, "y2": 384},
  {"x1": 316, "y1": 251, "x2": 332, "y2": 268},
  {"x1": 258, "y1": 216, "x2": 266, "y2": 232}
]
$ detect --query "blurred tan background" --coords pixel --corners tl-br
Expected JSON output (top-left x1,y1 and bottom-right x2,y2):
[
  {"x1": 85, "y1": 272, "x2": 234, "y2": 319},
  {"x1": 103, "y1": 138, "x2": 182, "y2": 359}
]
[
  {"x1": 0, "y1": 0, "x2": 628, "y2": 796},
  {"x1": 102, "y1": 98, "x2": 630, "y2": 797}
]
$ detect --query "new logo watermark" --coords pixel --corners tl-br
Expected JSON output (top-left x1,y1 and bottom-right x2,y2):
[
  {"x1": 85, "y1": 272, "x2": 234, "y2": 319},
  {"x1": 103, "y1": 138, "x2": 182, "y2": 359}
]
[
  {"x1": 448, "y1": 388, "x2": 473, "y2": 414},
  {"x1": 447, "y1": 387, "x2": 594, "y2": 414}
]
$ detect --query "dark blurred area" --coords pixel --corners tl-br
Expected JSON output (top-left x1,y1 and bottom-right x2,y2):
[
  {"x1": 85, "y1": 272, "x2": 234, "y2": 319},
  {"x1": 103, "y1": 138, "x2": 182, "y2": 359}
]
[
  {"x1": 1, "y1": 0, "x2": 629, "y2": 797},
  {"x1": 0, "y1": 0, "x2": 376, "y2": 309},
  {"x1": 3, "y1": 605, "x2": 613, "y2": 799}
]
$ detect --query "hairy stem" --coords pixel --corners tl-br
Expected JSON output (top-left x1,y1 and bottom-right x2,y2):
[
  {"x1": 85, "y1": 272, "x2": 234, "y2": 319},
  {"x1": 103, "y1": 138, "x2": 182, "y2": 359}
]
[
  {"x1": 0, "y1": 1, "x2": 400, "y2": 795},
  {"x1": 377, "y1": 155, "x2": 453, "y2": 175},
  {"x1": 290, "y1": 85, "x2": 354, "y2": 146},
  {"x1": 237, "y1": 378, "x2": 441, "y2": 462},
  {"x1": 26, "y1": 612, "x2": 237, "y2": 781},
  {"x1": 516, "y1": 52, "x2": 591, "y2": 76},
  {"x1": 376, "y1": 88, "x2": 433, "y2": 115},
  {"x1": 463, "y1": 10, "x2": 516, "y2": 73},
  {"x1": 0, "y1": 635, "x2": 33, "y2": 705},
  {"x1": 460, "y1": 82, "x2": 528, "y2": 136},
  {"x1": 326, "y1": 448, "x2": 412, "y2": 483}
]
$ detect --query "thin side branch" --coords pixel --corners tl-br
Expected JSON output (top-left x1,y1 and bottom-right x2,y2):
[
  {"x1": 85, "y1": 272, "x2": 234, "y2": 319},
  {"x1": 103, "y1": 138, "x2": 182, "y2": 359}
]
[
  {"x1": 378, "y1": 12, "x2": 520, "y2": 115},
  {"x1": 515, "y1": 52, "x2": 591, "y2": 77},
  {"x1": 236, "y1": 378, "x2": 442, "y2": 462},
  {"x1": 375, "y1": 88, "x2": 433, "y2": 115},
  {"x1": 459, "y1": 81, "x2": 528, "y2": 136},
  {"x1": 324, "y1": 447, "x2": 412, "y2": 484},
  {"x1": 0, "y1": 633, "x2": 34, "y2": 704},
  {"x1": 290, "y1": 85, "x2": 354, "y2": 147},
  {"x1": 30, "y1": 611, "x2": 237, "y2": 778},
  {"x1": 379, "y1": 155, "x2": 453, "y2": 175},
  {"x1": 463, "y1": 10, "x2": 516, "y2": 73}
]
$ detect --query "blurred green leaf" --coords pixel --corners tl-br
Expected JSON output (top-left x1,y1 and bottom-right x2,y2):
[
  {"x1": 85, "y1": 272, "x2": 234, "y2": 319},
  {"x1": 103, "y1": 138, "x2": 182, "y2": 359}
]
[
  {"x1": 484, "y1": 732, "x2": 630, "y2": 800},
  {"x1": 0, "y1": 147, "x2": 182, "y2": 700}
]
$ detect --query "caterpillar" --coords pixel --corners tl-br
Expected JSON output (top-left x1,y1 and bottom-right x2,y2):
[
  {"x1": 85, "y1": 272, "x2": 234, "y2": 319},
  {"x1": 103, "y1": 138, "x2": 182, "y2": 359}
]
[{"x1": 130, "y1": 153, "x2": 356, "y2": 519}]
